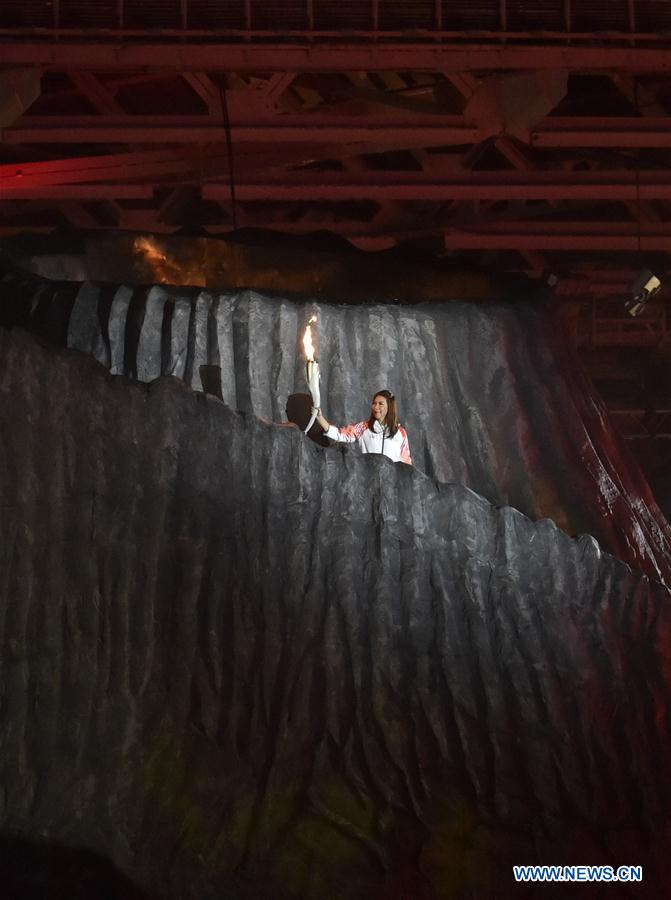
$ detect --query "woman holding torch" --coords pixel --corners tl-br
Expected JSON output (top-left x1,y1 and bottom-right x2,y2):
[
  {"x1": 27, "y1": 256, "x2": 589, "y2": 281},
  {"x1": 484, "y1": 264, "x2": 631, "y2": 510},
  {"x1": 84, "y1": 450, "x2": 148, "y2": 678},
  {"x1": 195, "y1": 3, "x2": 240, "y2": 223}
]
[
  {"x1": 314, "y1": 392, "x2": 412, "y2": 466},
  {"x1": 302, "y1": 316, "x2": 411, "y2": 465}
]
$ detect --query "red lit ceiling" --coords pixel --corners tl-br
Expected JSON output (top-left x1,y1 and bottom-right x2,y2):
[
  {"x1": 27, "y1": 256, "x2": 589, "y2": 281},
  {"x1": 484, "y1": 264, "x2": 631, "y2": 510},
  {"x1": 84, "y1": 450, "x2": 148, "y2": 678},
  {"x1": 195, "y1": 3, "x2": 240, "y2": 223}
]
[{"x1": 1, "y1": 1, "x2": 671, "y2": 453}]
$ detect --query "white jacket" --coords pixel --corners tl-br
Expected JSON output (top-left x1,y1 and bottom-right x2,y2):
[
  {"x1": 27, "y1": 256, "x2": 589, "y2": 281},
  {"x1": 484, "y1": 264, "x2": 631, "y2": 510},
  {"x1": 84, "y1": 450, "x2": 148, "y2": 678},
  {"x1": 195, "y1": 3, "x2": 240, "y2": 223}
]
[{"x1": 325, "y1": 419, "x2": 412, "y2": 464}]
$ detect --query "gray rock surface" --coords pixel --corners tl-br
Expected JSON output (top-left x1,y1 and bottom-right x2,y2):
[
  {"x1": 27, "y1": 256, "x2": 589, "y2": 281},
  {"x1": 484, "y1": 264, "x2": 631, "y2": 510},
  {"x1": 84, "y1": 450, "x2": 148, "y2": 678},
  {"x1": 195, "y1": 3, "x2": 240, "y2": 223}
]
[
  {"x1": 2, "y1": 268, "x2": 670, "y2": 585},
  {"x1": 0, "y1": 327, "x2": 670, "y2": 898}
]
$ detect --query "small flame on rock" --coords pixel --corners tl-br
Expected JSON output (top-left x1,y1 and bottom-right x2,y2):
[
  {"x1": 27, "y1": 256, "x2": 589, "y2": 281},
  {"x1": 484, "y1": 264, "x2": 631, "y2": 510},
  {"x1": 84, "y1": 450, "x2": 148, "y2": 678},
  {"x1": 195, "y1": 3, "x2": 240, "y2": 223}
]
[
  {"x1": 134, "y1": 235, "x2": 167, "y2": 265},
  {"x1": 133, "y1": 235, "x2": 172, "y2": 283},
  {"x1": 303, "y1": 315, "x2": 317, "y2": 361},
  {"x1": 132, "y1": 235, "x2": 202, "y2": 286}
]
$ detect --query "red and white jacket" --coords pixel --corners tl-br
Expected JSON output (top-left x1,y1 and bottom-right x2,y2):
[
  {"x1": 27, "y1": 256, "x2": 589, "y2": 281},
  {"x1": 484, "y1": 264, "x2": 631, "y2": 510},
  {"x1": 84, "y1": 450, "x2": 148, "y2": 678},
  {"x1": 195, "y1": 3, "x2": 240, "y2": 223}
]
[{"x1": 325, "y1": 419, "x2": 412, "y2": 465}]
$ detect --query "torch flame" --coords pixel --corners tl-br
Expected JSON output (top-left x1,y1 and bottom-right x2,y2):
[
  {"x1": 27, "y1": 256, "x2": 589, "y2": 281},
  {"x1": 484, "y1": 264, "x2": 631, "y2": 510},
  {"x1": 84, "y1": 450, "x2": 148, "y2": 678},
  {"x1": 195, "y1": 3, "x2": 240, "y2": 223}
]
[{"x1": 302, "y1": 315, "x2": 317, "y2": 361}]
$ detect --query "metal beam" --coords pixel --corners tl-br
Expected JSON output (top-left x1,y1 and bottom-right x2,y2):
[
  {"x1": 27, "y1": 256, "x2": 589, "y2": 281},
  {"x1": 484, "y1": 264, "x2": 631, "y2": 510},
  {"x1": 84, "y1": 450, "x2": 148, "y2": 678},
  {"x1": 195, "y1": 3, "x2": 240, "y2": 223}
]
[
  {"x1": 533, "y1": 117, "x2": 671, "y2": 148},
  {"x1": 59, "y1": 201, "x2": 108, "y2": 228},
  {"x1": 6, "y1": 159, "x2": 671, "y2": 202},
  {"x1": 201, "y1": 172, "x2": 671, "y2": 202},
  {"x1": 67, "y1": 72, "x2": 126, "y2": 115},
  {"x1": 610, "y1": 74, "x2": 668, "y2": 116},
  {"x1": 444, "y1": 229, "x2": 671, "y2": 253},
  {"x1": 0, "y1": 204, "x2": 668, "y2": 266},
  {"x1": 446, "y1": 68, "x2": 557, "y2": 271},
  {"x1": 182, "y1": 73, "x2": 223, "y2": 117},
  {"x1": 447, "y1": 220, "x2": 671, "y2": 235},
  {"x1": 0, "y1": 143, "x2": 462, "y2": 191},
  {"x1": 0, "y1": 67, "x2": 41, "y2": 128},
  {"x1": 8, "y1": 173, "x2": 654, "y2": 203},
  {"x1": 0, "y1": 147, "x2": 231, "y2": 188},
  {"x1": 2, "y1": 116, "x2": 479, "y2": 146},
  {"x1": 608, "y1": 75, "x2": 671, "y2": 221},
  {"x1": 257, "y1": 73, "x2": 297, "y2": 109},
  {"x1": 0, "y1": 185, "x2": 152, "y2": 199},
  {"x1": 7, "y1": 114, "x2": 671, "y2": 149},
  {"x1": 2, "y1": 41, "x2": 671, "y2": 73}
]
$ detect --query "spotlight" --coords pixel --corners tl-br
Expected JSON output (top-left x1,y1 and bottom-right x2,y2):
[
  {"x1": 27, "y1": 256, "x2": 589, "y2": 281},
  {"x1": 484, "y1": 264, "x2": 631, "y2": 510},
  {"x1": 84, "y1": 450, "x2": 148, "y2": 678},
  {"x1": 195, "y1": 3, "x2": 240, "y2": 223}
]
[{"x1": 625, "y1": 269, "x2": 661, "y2": 317}]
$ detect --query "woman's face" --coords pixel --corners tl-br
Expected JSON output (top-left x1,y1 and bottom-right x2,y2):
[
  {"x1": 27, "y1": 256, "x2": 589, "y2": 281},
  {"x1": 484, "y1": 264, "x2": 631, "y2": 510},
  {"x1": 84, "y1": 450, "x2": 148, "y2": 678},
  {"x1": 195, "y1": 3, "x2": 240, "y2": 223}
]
[{"x1": 371, "y1": 395, "x2": 388, "y2": 422}]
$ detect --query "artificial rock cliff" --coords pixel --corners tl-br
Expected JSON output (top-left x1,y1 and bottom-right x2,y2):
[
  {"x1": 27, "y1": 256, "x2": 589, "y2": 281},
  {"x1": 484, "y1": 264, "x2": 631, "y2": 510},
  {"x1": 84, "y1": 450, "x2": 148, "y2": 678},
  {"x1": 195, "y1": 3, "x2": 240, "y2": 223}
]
[
  {"x1": 2, "y1": 267, "x2": 671, "y2": 587},
  {"x1": 1, "y1": 325, "x2": 670, "y2": 899}
]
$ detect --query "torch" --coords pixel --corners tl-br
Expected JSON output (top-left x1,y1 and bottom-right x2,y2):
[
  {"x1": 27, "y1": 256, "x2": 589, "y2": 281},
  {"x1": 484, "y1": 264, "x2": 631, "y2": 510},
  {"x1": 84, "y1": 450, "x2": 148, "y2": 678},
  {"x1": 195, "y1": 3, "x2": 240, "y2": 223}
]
[{"x1": 302, "y1": 315, "x2": 320, "y2": 434}]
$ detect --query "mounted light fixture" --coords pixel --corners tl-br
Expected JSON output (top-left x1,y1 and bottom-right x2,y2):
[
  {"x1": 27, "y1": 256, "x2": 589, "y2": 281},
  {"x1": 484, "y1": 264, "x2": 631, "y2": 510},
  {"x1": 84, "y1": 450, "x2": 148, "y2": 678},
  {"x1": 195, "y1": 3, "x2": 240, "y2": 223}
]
[
  {"x1": 624, "y1": 80, "x2": 662, "y2": 318},
  {"x1": 625, "y1": 268, "x2": 661, "y2": 317}
]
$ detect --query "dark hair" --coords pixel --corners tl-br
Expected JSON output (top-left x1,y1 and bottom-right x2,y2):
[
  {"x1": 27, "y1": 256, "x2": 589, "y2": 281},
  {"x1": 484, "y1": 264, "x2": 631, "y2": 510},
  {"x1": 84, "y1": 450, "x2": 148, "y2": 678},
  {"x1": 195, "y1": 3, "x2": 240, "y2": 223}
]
[{"x1": 368, "y1": 389, "x2": 399, "y2": 438}]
